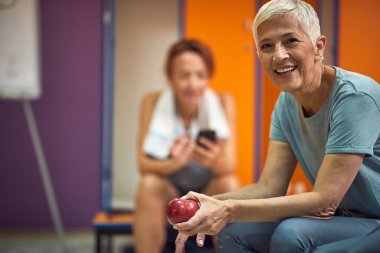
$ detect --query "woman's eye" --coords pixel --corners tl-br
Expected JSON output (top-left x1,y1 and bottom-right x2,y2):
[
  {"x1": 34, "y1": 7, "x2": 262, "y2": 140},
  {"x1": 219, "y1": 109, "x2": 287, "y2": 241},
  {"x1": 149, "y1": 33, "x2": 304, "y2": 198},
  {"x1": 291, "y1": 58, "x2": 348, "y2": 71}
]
[
  {"x1": 260, "y1": 43, "x2": 272, "y2": 50},
  {"x1": 285, "y1": 38, "x2": 299, "y2": 44},
  {"x1": 179, "y1": 73, "x2": 189, "y2": 80}
]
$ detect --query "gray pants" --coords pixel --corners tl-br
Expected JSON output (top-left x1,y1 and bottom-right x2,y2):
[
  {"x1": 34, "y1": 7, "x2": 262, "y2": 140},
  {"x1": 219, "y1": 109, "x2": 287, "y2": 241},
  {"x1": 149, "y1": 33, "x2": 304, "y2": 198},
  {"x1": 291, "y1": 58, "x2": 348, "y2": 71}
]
[{"x1": 217, "y1": 216, "x2": 380, "y2": 253}]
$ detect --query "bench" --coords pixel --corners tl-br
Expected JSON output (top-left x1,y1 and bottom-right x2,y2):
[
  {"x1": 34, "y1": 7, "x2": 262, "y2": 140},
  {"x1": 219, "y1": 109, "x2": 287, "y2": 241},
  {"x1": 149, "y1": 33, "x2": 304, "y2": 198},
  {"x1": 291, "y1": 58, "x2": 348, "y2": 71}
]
[{"x1": 92, "y1": 211, "x2": 133, "y2": 253}]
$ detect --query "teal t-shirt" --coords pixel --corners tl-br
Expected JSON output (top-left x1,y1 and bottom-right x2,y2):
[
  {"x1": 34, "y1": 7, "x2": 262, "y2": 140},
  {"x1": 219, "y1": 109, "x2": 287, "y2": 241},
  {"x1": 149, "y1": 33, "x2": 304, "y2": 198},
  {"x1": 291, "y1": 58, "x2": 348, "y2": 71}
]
[{"x1": 270, "y1": 67, "x2": 380, "y2": 218}]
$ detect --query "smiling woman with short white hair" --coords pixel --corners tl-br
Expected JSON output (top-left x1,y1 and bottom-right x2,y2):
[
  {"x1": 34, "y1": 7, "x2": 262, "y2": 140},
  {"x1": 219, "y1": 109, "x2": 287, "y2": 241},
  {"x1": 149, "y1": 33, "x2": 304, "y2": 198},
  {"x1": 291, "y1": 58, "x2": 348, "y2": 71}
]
[{"x1": 174, "y1": 0, "x2": 380, "y2": 252}]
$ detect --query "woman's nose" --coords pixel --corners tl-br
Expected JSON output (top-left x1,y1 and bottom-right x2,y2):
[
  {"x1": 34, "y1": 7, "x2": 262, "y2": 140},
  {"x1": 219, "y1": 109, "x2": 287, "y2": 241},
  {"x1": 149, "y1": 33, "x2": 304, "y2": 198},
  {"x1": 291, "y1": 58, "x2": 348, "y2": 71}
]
[
  {"x1": 188, "y1": 75, "x2": 201, "y2": 88},
  {"x1": 273, "y1": 44, "x2": 289, "y2": 61}
]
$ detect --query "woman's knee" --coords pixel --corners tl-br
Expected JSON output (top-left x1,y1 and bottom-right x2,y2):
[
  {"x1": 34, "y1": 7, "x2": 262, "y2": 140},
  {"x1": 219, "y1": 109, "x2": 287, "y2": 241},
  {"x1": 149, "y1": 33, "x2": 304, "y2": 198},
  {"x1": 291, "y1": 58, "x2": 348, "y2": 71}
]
[
  {"x1": 206, "y1": 174, "x2": 240, "y2": 195},
  {"x1": 222, "y1": 174, "x2": 240, "y2": 192},
  {"x1": 270, "y1": 218, "x2": 313, "y2": 253},
  {"x1": 136, "y1": 174, "x2": 171, "y2": 201},
  {"x1": 140, "y1": 173, "x2": 166, "y2": 190},
  {"x1": 218, "y1": 222, "x2": 279, "y2": 253}
]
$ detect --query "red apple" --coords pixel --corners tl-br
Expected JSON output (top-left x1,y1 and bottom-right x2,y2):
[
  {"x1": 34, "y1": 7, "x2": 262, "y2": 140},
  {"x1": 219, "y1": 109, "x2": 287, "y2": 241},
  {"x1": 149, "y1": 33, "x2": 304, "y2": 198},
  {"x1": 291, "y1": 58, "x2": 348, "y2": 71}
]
[{"x1": 167, "y1": 198, "x2": 200, "y2": 224}]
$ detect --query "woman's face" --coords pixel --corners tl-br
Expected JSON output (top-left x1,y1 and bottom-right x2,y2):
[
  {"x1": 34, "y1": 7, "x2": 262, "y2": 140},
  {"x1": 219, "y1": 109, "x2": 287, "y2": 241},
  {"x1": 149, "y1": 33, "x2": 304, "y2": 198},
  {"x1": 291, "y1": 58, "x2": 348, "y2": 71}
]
[
  {"x1": 169, "y1": 51, "x2": 210, "y2": 107},
  {"x1": 256, "y1": 16, "x2": 321, "y2": 92}
]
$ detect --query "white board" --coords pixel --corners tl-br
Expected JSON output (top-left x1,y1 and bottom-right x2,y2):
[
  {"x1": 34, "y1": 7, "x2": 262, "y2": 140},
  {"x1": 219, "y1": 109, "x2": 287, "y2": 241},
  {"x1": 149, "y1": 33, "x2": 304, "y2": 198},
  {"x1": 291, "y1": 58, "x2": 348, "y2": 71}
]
[{"x1": 0, "y1": 0, "x2": 41, "y2": 100}]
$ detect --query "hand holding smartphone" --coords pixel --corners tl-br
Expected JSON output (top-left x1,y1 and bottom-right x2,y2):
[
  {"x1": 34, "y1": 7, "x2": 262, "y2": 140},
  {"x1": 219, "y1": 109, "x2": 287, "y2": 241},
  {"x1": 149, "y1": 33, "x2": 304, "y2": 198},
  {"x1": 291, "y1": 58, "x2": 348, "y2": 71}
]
[{"x1": 196, "y1": 129, "x2": 216, "y2": 149}]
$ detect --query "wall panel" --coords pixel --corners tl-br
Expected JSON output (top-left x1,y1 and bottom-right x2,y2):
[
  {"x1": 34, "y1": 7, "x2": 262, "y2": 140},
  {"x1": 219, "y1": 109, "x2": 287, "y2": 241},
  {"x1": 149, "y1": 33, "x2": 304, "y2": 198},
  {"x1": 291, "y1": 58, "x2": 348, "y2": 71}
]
[
  {"x1": 185, "y1": 0, "x2": 256, "y2": 184},
  {"x1": 112, "y1": 0, "x2": 179, "y2": 209},
  {"x1": 339, "y1": 0, "x2": 380, "y2": 83}
]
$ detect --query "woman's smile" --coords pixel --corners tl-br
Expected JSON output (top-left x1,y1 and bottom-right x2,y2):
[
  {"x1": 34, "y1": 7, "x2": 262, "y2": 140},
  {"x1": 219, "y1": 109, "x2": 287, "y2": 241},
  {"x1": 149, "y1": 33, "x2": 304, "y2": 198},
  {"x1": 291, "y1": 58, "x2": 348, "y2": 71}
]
[{"x1": 273, "y1": 65, "x2": 298, "y2": 77}]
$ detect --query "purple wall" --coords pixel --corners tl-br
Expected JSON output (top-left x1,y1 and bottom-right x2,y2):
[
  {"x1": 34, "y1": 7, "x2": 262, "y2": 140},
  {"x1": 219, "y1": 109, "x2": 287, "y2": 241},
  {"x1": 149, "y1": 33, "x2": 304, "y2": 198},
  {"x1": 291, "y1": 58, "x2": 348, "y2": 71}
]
[{"x1": 0, "y1": 0, "x2": 102, "y2": 228}]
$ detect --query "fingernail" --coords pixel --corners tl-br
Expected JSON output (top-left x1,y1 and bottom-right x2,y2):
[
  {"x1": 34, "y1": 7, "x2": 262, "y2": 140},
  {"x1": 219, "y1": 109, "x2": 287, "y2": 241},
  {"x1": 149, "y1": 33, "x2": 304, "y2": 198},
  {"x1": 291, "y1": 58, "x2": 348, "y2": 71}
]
[
  {"x1": 173, "y1": 226, "x2": 178, "y2": 230},
  {"x1": 198, "y1": 239, "x2": 204, "y2": 246}
]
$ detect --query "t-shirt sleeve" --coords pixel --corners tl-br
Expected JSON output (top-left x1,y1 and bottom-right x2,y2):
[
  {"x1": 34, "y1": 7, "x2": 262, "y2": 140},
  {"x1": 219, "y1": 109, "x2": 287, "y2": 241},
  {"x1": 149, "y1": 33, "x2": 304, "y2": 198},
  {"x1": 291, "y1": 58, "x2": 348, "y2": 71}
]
[
  {"x1": 326, "y1": 91, "x2": 380, "y2": 156},
  {"x1": 270, "y1": 93, "x2": 288, "y2": 143}
]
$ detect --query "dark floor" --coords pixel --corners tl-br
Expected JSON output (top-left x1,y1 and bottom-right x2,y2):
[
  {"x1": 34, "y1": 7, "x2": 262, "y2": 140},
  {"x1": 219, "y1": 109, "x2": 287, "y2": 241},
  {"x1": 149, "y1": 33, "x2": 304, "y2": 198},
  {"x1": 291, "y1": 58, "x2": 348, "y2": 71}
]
[
  {"x1": 0, "y1": 230, "x2": 132, "y2": 253},
  {"x1": 0, "y1": 229, "x2": 215, "y2": 253}
]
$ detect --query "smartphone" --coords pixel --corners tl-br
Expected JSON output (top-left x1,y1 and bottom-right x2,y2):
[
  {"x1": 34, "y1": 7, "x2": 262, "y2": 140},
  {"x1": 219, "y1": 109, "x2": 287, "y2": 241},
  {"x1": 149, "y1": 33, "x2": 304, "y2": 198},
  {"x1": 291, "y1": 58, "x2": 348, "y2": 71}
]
[{"x1": 196, "y1": 129, "x2": 216, "y2": 148}]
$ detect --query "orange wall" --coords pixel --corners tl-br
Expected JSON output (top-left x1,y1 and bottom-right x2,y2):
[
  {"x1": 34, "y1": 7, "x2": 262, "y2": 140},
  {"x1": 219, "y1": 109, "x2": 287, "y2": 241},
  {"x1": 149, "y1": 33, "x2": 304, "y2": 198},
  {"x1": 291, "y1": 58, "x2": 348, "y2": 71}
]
[
  {"x1": 339, "y1": 0, "x2": 380, "y2": 83},
  {"x1": 184, "y1": 0, "x2": 256, "y2": 185}
]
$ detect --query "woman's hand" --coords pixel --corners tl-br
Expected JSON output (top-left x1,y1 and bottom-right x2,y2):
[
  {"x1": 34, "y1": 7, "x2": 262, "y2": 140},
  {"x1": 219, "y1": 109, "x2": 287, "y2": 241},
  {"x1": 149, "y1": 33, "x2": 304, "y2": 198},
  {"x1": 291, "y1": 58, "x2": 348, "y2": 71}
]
[
  {"x1": 192, "y1": 136, "x2": 222, "y2": 168},
  {"x1": 170, "y1": 135, "x2": 195, "y2": 169},
  {"x1": 174, "y1": 191, "x2": 231, "y2": 253}
]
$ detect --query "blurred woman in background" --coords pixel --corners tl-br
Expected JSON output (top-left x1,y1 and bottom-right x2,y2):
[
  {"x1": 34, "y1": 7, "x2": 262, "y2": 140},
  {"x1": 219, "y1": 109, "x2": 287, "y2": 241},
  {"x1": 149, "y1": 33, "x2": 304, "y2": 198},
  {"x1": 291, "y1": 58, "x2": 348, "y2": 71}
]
[{"x1": 133, "y1": 39, "x2": 239, "y2": 253}]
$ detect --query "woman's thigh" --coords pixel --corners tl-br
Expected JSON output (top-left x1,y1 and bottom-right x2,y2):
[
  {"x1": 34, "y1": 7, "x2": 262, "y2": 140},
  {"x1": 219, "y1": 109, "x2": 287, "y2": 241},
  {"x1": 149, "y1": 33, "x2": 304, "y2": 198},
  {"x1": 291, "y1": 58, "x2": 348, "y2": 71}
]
[
  {"x1": 217, "y1": 216, "x2": 380, "y2": 253},
  {"x1": 313, "y1": 224, "x2": 380, "y2": 253},
  {"x1": 270, "y1": 216, "x2": 380, "y2": 253}
]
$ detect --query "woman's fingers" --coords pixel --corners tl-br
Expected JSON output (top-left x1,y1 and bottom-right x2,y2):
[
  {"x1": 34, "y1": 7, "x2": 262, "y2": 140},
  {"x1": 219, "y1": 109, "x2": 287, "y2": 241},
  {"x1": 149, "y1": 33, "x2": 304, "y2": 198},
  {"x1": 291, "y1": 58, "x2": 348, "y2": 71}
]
[
  {"x1": 192, "y1": 137, "x2": 222, "y2": 167},
  {"x1": 174, "y1": 211, "x2": 202, "y2": 233},
  {"x1": 170, "y1": 136, "x2": 195, "y2": 166},
  {"x1": 196, "y1": 233, "x2": 206, "y2": 247},
  {"x1": 175, "y1": 232, "x2": 189, "y2": 253},
  {"x1": 175, "y1": 192, "x2": 229, "y2": 237},
  {"x1": 184, "y1": 191, "x2": 202, "y2": 200},
  {"x1": 183, "y1": 139, "x2": 195, "y2": 156},
  {"x1": 199, "y1": 136, "x2": 221, "y2": 149},
  {"x1": 174, "y1": 192, "x2": 209, "y2": 233}
]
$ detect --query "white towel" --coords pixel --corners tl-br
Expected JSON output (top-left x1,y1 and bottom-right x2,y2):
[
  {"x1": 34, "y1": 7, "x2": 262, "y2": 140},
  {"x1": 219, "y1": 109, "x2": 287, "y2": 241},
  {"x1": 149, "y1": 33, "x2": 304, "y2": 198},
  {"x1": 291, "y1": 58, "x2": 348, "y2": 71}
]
[{"x1": 143, "y1": 88, "x2": 230, "y2": 159}]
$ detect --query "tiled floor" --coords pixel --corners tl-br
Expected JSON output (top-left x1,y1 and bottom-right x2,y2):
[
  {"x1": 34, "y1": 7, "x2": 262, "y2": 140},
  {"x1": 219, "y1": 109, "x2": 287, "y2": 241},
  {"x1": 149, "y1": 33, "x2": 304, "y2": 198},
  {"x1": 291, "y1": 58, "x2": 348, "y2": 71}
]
[{"x1": 0, "y1": 230, "x2": 133, "y2": 253}]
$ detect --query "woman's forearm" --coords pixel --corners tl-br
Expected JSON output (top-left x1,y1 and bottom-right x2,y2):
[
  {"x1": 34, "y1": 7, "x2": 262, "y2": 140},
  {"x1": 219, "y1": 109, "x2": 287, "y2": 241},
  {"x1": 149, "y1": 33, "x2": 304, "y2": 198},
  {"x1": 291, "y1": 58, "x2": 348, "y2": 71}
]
[
  {"x1": 211, "y1": 173, "x2": 284, "y2": 199},
  {"x1": 225, "y1": 191, "x2": 334, "y2": 222}
]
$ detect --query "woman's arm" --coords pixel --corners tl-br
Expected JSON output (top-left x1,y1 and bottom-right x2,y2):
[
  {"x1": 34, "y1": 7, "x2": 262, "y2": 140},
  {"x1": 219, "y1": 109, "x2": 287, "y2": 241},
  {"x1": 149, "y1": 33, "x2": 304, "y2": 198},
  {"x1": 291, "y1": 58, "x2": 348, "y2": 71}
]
[
  {"x1": 226, "y1": 152, "x2": 363, "y2": 222},
  {"x1": 175, "y1": 142, "x2": 363, "y2": 246},
  {"x1": 175, "y1": 140, "x2": 297, "y2": 232},
  {"x1": 215, "y1": 140, "x2": 297, "y2": 200},
  {"x1": 136, "y1": 91, "x2": 193, "y2": 176},
  {"x1": 174, "y1": 140, "x2": 297, "y2": 251}
]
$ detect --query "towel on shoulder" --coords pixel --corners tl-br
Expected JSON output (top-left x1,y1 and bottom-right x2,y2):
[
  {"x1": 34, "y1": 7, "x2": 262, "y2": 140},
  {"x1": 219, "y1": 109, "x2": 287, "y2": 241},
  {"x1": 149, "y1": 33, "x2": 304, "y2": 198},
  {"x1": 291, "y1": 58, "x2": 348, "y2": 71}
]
[{"x1": 143, "y1": 88, "x2": 230, "y2": 159}]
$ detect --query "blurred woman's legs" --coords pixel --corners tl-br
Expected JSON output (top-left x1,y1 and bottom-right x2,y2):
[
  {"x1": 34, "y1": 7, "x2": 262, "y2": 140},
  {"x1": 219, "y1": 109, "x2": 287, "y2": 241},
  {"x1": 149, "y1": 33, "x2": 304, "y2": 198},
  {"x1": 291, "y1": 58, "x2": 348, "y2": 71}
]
[
  {"x1": 134, "y1": 174, "x2": 178, "y2": 253},
  {"x1": 134, "y1": 172, "x2": 239, "y2": 253},
  {"x1": 204, "y1": 173, "x2": 240, "y2": 196}
]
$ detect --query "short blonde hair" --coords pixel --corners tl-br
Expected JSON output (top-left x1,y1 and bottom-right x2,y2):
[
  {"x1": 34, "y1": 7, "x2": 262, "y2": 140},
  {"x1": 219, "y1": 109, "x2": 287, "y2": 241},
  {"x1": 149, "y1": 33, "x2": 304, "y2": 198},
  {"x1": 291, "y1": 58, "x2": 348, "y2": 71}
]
[{"x1": 253, "y1": 0, "x2": 321, "y2": 49}]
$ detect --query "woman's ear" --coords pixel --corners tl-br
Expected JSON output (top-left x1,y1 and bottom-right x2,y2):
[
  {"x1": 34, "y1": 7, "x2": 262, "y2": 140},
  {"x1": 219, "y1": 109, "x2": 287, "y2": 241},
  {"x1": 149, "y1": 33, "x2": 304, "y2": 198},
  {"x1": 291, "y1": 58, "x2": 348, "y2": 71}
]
[{"x1": 315, "y1": 35, "x2": 326, "y2": 61}]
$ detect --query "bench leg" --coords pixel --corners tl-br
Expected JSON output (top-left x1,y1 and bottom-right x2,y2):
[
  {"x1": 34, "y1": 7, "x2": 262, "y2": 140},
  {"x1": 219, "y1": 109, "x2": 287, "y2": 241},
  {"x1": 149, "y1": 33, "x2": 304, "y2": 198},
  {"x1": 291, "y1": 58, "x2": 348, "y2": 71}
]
[
  {"x1": 95, "y1": 230, "x2": 101, "y2": 253},
  {"x1": 106, "y1": 234, "x2": 113, "y2": 253}
]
